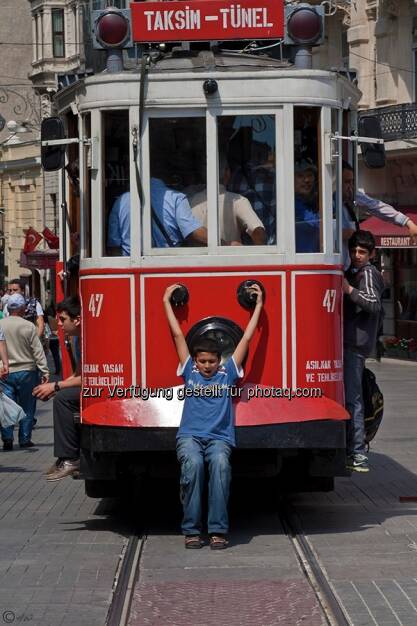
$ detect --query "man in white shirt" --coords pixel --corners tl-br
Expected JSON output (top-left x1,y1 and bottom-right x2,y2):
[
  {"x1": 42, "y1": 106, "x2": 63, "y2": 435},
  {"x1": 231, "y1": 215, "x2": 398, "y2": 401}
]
[
  {"x1": 341, "y1": 163, "x2": 417, "y2": 269},
  {"x1": 190, "y1": 156, "x2": 266, "y2": 245}
]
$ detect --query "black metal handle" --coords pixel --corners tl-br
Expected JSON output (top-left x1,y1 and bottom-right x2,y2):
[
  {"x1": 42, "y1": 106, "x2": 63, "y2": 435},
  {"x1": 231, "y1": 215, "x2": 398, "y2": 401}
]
[
  {"x1": 170, "y1": 284, "x2": 189, "y2": 307},
  {"x1": 237, "y1": 280, "x2": 265, "y2": 310}
]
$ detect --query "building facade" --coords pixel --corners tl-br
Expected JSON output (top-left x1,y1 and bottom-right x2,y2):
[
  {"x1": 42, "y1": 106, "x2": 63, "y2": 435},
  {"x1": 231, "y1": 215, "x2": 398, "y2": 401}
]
[
  {"x1": 348, "y1": 0, "x2": 417, "y2": 360},
  {"x1": 0, "y1": 0, "x2": 44, "y2": 289}
]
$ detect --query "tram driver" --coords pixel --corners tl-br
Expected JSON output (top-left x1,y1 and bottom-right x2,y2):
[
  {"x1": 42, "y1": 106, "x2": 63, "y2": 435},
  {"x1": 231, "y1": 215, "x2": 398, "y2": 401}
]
[{"x1": 107, "y1": 152, "x2": 207, "y2": 255}]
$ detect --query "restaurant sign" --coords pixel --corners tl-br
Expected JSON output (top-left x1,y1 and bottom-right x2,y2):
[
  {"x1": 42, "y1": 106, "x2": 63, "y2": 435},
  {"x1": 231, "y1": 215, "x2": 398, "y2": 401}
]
[{"x1": 377, "y1": 236, "x2": 417, "y2": 248}]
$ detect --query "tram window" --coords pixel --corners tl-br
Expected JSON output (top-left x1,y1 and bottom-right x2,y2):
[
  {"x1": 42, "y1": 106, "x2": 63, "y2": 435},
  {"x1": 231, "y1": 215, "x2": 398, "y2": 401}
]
[
  {"x1": 216, "y1": 115, "x2": 275, "y2": 245},
  {"x1": 294, "y1": 107, "x2": 323, "y2": 253},
  {"x1": 332, "y1": 109, "x2": 341, "y2": 254},
  {"x1": 149, "y1": 118, "x2": 207, "y2": 248},
  {"x1": 104, "y1": 110, "x2": 130, "y2": 256}
]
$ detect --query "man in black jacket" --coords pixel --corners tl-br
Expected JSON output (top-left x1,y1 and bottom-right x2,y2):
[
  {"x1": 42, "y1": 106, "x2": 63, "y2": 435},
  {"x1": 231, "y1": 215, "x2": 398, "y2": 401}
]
[{"x1": 343, "y1": 230, "x2": 384, "y2": 473}]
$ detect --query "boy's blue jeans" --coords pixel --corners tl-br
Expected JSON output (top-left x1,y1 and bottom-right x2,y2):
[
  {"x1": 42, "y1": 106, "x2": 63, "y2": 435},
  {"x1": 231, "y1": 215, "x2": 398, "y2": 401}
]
[
  {"x1": 0, "y1": 370, "x2": 39, "y2": 444},
  {"x1": 343, "y1": 348, "x2": 366, "y2": 456},
  {"x1": 176, "y1": 436, "x2": 232, "y2": 536}
]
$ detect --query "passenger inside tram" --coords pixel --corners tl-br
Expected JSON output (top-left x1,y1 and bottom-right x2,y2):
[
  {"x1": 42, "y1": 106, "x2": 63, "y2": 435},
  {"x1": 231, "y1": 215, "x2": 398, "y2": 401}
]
[
  {"x1": 190, "y1": 153, "x2": 267, "y2": 245},
  {"x1": 293, "y1": 106, "x2": 322, "y2": 253},
  {"x1": 294, "y1": 158, "x2": 320, "y2": 253}
]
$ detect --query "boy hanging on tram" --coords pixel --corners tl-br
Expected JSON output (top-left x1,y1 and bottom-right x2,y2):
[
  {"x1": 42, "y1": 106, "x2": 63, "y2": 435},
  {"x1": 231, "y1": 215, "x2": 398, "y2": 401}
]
[
  {"x1": 163, "y1": 282, "x2": 263, "y2": 549},
  {"x1": 343, "y1": 230, "x2": 384, "y2": 473}
]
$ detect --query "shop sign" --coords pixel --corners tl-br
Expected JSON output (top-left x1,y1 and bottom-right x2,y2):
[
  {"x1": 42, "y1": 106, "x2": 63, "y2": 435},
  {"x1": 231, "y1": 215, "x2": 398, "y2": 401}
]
[
  {"x1": 377, "y1": 236, "x2": 417, "y2": 248},
  {"x1": 131, "y1": 0, "x2": 284, "y2": 42}
]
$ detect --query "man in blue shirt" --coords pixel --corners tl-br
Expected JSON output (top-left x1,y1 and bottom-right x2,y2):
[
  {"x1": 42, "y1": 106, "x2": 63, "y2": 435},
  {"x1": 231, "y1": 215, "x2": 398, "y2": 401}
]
[
  {"x1": 163, "y1": 282, "x2": 263, "y2": 550},
  {"x1": 107, "y1": 178, "x2": 207, "y2": 255}
]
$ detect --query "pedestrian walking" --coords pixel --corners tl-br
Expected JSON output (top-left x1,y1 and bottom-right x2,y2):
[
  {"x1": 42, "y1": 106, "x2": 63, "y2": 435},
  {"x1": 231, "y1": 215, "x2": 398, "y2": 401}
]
[
  {"x1": 0, "y1": 293, "x2": 49, "y2": 450},
  {"x1": 4, "y1": 279, "x2": 45, "y2": 338},
  {"x1": 343, "y1": 230, "x2": 384, "y2": 472}
]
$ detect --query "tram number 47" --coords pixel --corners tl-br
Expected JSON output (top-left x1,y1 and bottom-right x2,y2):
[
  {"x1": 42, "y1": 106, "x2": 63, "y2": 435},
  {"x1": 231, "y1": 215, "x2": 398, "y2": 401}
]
[
  {"x1": 322, "y1": 289, "x2": 337, "y2": 313},
  {"x1": 88, "y1": 293, "x2": 104, "y2": 317}
]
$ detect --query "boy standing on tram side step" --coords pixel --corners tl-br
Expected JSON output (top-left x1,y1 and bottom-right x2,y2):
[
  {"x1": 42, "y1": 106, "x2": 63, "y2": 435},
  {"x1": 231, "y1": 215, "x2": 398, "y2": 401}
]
[
  {"x1": 163, "y1": 283, "x2": 263, "y2": 550},
  {"x1": 343, "y1": 230, "x2": 384, "y2": 473}
]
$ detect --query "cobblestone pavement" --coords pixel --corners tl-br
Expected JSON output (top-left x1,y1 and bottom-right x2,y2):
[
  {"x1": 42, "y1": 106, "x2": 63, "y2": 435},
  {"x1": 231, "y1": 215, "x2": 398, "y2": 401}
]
[{"x1": 0, "y1": 399, "x2": 132, "y2": 626}]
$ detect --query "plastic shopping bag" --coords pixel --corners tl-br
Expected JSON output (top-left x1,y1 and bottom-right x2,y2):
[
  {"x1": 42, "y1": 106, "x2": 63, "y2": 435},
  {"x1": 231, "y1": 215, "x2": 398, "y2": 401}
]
[{"x1": 0, "y1": 392, "x2": 26, "y2": 428}]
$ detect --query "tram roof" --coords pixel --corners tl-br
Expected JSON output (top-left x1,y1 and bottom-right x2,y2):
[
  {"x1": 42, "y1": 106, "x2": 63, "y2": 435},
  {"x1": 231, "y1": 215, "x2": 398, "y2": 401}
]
[{"x1": 56, "y1": 50, "x2": 361, "y2": 109}]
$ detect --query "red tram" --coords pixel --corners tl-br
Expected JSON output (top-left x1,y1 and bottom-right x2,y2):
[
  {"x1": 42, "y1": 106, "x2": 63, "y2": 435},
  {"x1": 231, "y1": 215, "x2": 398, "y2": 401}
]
[{"x1": 42, "y1": 2, "x2": 367, "y2": 496}]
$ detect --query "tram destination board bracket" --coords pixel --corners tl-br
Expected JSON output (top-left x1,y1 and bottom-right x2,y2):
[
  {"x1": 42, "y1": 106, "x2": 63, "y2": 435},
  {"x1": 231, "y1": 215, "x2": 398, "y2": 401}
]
[{"x1": 130, "y1": 0, "x2": 284, "y2": 43}]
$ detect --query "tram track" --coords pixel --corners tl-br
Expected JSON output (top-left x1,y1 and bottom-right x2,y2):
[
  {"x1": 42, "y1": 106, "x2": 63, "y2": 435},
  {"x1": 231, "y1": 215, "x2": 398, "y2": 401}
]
[
  {"x1": 279, "y1": 502, "x2": 350, "y2": 626},
  {"x1": 106, "y1": 500, "x2": 351, "y2": 626},
  {"x1": 106, "y1": 534, "x2": 144, "y2": 626}
]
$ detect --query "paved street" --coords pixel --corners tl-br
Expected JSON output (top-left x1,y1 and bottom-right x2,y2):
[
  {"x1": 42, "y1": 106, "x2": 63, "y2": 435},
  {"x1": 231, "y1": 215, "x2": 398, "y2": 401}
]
[
  {"x1": 294, "y1": 359, "x2": 417, "y2": 626},
  {"x1": 0, "y1": 358, "x2": 416, "y2": 626},
  {"x1": 0, "y1": 399, "x2": 132, "y2": 626}
]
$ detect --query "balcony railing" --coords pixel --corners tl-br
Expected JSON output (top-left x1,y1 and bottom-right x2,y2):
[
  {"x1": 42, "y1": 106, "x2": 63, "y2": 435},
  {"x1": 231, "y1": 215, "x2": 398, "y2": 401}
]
[{"x1": 359, "y1": 103, "x2": 417, "y2": 142}]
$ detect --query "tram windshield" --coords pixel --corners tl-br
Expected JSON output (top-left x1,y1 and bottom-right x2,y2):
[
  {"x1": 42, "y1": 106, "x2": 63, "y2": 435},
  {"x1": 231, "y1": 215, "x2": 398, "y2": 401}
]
[{"x1": 94, "y1": 104, "x2": 341, "y2": 259}]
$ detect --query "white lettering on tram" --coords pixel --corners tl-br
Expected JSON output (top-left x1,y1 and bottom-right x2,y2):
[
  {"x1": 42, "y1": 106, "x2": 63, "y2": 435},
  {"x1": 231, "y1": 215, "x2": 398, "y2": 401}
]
[
  {"x1": 220, "y1": 6, "x2": 272, "y2": 29},
  {"x1": 143, "y1": 5, "x2": 272, "y2": 33},
  {"x1": 144, "y1": 7, "x2": 201, "y2": 32},
  {"x1": 103, "y1": 363, "x2": 124, "y2": 373}
]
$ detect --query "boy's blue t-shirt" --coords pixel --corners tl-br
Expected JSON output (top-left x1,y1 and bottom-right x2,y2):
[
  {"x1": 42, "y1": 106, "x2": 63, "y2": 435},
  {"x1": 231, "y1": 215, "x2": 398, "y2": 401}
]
[{"x1": 176, "y1": 356, "x2": 243, "y2": 446}]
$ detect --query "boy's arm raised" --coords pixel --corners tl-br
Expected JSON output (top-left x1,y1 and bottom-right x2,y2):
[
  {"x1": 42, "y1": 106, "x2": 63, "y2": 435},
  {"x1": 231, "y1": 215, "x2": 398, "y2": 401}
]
[
  {"x1": 232, "y1": 284, "x2": 263, "y2": 369},
  {"x1": 163, "y1": 285, "x2": 190, "y2": 366}
]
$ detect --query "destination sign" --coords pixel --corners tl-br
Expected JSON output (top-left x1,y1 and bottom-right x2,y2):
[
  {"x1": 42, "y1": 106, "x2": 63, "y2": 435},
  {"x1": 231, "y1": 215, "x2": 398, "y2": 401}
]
[{"x1": 130, "y1": 0, "x2": 284, "y2": 42}]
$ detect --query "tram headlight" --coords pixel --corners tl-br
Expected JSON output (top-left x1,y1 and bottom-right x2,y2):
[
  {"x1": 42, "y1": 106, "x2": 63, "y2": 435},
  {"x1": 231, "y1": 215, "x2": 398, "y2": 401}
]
[
  {"x1": 284, "y1": 5, "x2": 325, "y2": 46},
  {"x1": 186, "y1": 317, "x2": 243, "y2": 363},
  {"x1": 203, "y1": 79, "x2": 218, "y2": 96},
  {"x1": 93, "y1": 8, "x2": 133, "y2": 49}
]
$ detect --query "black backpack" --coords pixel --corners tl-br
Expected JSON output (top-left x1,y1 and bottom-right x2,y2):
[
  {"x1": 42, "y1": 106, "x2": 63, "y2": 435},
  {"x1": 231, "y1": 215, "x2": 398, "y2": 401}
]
[
  {"x1": 24, "y1": 297, "x2": 38, "y2": 325},
  {"x1": 362, "y1": 367, "x2": 384, "y2": 445}
]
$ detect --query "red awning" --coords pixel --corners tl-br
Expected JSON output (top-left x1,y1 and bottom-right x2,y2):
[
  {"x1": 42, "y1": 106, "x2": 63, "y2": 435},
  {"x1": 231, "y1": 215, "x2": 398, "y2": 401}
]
[{"x1": 360, "y1": 208, "x2": 417, "y2": 248}]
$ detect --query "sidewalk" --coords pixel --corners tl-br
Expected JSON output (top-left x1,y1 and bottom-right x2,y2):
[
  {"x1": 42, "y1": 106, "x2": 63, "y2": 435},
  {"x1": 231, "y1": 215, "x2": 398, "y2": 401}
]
[
  {"x1": 0, "y1": 399, "x2": 130, "y2": 626},
  {"x1": 293, "y1": 358, "x2": 417, "y2": 625}
]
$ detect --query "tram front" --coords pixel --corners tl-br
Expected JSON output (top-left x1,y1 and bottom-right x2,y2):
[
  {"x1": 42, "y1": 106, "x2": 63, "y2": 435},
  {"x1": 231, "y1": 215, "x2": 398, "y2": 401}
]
[{"x1": 46, "y1": 4, "x2": 362, "y2": 496}]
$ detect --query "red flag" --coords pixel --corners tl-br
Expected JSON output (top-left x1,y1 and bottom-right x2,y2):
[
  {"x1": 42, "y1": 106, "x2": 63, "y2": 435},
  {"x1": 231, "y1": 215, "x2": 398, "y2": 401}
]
[
  {"x1": 23, "y1": 227, "x2": 42, "y2": 253},
  {"x1": 42, "y1": 227, "x2": 60, "y2": 250}
]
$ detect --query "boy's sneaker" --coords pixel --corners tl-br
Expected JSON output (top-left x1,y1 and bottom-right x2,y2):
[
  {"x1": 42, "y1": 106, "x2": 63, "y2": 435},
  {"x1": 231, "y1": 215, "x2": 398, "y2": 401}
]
[{"x1": 347, "y1": 453, "x2": 369, "y2": 473}]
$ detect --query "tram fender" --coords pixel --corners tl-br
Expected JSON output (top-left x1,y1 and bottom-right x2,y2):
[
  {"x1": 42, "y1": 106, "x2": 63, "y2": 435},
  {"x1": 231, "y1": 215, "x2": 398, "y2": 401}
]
[{"x1": 81, "y1": 384, "x2": 348, "y2": 428}]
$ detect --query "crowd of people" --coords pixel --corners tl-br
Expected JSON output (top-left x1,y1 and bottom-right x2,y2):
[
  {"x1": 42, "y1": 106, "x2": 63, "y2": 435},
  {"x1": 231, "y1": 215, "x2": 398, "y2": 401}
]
[
  {"x1": 106, "y1": 151, "x2": 417, "y2": 258},
  {"x1": 0, "y1": 279, "x2": 62, "y2": 450}
]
